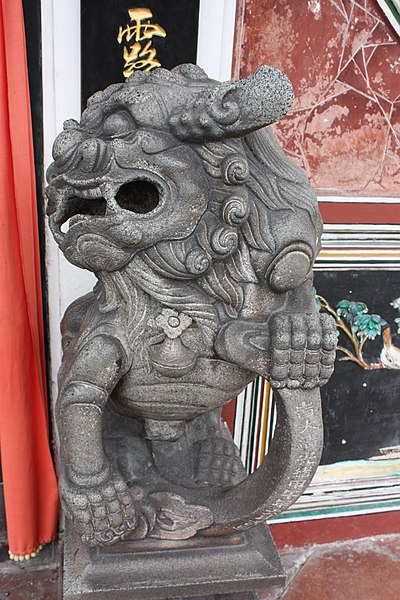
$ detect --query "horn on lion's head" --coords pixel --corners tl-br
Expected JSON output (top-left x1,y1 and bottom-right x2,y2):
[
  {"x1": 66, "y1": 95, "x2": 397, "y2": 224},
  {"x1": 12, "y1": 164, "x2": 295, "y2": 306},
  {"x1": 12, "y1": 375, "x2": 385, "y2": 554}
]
[{"x1": 169, "y1": 66, "x2": 294, "y2": 141}]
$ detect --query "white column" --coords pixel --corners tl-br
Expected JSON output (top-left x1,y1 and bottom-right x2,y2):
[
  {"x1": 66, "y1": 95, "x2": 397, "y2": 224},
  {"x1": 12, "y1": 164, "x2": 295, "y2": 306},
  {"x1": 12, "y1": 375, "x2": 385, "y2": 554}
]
[
  {"x1": 197, "y1": 0, "x2": 237, "y2": 81},
  {"x1": 41, "y1": 0, "x2": 95, "y2": 402}
]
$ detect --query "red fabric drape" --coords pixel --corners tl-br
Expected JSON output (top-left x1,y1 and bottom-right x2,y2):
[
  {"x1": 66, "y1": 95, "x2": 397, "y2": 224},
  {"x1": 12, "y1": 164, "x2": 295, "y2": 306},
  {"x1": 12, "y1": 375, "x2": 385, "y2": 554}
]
[{"x1": 0, "y1": 0, "x2": 58, "y2": 556}]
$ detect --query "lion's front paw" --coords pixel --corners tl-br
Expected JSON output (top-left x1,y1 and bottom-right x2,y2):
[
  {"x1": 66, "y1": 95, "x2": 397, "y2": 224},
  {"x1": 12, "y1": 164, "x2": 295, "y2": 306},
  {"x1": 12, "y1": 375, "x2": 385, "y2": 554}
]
[
  {"x1": 61, "y1": 471, "x2": 138, "y2": 547},
  {"x1": 269, "y1": 313, "x2": 337, "y2": 389}
]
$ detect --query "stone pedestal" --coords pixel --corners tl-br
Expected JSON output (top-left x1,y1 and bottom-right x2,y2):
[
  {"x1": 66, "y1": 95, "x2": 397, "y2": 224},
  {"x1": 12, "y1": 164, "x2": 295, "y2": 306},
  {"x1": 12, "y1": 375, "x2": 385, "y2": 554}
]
[{"x1": 63, "y1": 522, "x2": 285, "y2": 599}]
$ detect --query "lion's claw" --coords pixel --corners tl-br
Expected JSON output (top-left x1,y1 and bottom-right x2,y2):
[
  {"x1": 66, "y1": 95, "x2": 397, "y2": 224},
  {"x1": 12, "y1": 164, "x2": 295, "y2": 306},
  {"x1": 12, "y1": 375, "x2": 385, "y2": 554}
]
[
  {"x1": 269, "y1": 312, "x2": 336, "y2": 389},
  {"x1": 61, "y1": 471, "x2": 141, "y2": 546},
  {"x1": 196, "y1": 437, "x2": 246, "y2": 485}
]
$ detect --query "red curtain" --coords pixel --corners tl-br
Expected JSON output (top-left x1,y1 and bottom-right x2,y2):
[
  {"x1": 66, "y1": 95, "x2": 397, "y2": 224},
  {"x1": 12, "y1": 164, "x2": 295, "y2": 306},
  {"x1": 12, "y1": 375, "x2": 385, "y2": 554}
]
[{"x1": 0, "y1": 0, "x2": 58, "y2": 557}]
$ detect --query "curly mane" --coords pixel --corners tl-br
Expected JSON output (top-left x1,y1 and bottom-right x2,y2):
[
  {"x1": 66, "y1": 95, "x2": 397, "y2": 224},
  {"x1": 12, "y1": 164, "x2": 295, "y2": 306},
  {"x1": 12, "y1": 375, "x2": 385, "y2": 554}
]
[{"x1": 96, "y1": 127, "x2": 320, "y2": 349}]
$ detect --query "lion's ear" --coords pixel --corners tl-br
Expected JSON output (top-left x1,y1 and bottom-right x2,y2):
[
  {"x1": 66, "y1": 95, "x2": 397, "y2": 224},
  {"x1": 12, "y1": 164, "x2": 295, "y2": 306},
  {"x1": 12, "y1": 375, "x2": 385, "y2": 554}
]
[{"x1": 169, "y1": 66, "x2": 293, "y2": 142}]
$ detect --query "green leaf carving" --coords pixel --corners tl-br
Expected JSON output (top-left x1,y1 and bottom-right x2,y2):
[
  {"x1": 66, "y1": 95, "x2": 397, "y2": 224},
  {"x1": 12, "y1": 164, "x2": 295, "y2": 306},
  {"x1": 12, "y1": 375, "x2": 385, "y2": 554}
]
[
  {"x1": 353, "y1": 314, "x2": 384, "y2": 339},
  {"x1": 336, "y1": 300, "x2": 368, "y2": 323}
]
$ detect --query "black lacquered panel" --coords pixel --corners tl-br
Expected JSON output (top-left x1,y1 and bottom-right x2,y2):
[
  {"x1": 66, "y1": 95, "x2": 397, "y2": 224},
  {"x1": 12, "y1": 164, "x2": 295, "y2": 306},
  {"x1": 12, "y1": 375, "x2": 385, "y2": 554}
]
[{"x1": 81, "y1": 0, "x2": 200, "y2": 108}]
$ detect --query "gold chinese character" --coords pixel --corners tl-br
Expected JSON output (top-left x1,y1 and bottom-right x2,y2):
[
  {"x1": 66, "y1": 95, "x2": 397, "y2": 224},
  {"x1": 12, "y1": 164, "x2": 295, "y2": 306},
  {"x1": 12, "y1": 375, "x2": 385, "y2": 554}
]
[
  {"x1": 117, "y1": 7, "x2": 166, "y2": 77},
  {"x1": 123, "y1": 40, "x2": 161, "y2": 76}
]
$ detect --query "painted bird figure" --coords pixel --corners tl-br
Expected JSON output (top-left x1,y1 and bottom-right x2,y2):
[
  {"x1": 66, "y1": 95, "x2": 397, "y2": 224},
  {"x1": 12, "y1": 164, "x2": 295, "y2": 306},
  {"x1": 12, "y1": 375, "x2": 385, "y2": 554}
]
[{"x1": 380, "y1": 327, "x2": 400, "y2": 369}]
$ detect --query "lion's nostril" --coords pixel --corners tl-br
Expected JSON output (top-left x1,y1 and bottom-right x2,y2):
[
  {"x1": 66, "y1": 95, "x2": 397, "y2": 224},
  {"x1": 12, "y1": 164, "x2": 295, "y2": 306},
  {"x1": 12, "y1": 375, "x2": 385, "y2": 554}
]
[
  {"x1": 69, "y1": 196, "x2": 107, "y2": 217},
  {"x1": 59, "y1": 196, "x2": 107, "y2": 233},
  {"x1": 115, "y1": 181, "x2": 160, "y2": 214}
]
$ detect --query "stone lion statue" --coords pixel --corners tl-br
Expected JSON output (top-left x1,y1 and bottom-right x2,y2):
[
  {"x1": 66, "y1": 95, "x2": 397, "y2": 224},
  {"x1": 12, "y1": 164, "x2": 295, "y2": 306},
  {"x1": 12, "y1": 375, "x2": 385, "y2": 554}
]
[{"x1": 46, "y1": 64, "x2": 336, "y2": 547}]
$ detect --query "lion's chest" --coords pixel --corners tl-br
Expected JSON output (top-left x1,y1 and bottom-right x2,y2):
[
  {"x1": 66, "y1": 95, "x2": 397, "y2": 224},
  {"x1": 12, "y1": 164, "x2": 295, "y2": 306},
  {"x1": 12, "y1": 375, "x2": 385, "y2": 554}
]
[{"x1": 111, "y1": 357, "x2": 255, "y2": 422}]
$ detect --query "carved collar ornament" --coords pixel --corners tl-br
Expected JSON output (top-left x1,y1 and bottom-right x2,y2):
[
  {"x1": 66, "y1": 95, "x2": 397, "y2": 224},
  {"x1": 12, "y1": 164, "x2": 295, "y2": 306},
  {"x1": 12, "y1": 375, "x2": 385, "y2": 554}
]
[{"x1": 46, "y1": 64, "x2": 336, "y2": 548}]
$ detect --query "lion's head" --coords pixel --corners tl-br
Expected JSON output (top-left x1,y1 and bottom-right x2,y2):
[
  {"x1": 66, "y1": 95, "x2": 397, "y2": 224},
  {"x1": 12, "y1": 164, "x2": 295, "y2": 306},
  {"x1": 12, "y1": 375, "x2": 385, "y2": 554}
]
[{"x1": 46, "y1": 64, "x2": 320, "y2": 344}]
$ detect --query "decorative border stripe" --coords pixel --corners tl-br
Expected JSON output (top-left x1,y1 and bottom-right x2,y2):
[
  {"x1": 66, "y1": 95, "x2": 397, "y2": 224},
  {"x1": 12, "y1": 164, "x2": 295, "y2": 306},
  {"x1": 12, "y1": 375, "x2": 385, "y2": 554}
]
[{"x1": 319, "y1": 203, "x2": 400, "y2": 225}]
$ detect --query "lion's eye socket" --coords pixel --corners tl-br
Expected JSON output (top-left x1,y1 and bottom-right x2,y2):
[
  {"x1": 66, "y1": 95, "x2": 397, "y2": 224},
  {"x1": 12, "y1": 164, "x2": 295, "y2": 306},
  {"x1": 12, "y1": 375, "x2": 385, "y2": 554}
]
[
  {"x1": 103, "y1": 112, "x2": 134, "y2": 137},
  {"x1": 116, "y1": 181, "x2": 160, "y2": 214}
]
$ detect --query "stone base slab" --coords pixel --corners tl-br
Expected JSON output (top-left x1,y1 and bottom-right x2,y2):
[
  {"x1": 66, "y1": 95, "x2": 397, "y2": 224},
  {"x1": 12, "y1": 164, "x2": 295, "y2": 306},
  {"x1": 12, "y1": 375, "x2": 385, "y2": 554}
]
[{"x1": 63, "y1": 523, "x2": 285, "y2": 599}]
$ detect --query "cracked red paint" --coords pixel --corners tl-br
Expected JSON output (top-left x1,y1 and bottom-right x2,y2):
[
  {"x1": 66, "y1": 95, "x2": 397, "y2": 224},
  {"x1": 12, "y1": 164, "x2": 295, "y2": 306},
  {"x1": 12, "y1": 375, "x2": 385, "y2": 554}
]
[{"x1": 238, "y1": 0, "x2": 400, "y2": 195}]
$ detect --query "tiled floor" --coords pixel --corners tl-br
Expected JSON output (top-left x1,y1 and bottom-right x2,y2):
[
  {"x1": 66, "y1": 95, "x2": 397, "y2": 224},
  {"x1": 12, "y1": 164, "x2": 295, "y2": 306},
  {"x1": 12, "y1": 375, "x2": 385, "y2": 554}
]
[
  {"x1": 0, "y1": 543, "x2": 60, "y2": 600},
  {"x1": 258, "y1": 535, "x2": 400, "y2": 600},
  {"x1": 0, "y1": 535, "x2": 399, "y2": 599}
]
